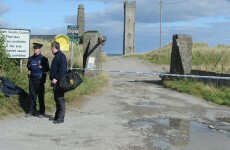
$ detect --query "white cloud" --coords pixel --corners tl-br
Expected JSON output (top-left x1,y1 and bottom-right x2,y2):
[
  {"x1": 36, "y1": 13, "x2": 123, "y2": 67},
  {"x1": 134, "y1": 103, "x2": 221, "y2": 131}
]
[
  {"x1": 0, "y1": 18, "x2": 10, "y2": 27},
  {"x1": 0, "y1": 3, "x2": 10, "y2": 16},
  {"x1": 30, "y1": 26, "x2": 66, "y2": 35},
  {"x1": 0, "y1": 3, "x2": 10, "y2": 27}
]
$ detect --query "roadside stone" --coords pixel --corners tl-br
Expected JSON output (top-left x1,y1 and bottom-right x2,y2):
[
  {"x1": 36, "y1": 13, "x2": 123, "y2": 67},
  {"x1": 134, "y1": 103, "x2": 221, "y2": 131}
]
[{"x1": 170, "y1": 34, "x2": 192, "y2": 74}]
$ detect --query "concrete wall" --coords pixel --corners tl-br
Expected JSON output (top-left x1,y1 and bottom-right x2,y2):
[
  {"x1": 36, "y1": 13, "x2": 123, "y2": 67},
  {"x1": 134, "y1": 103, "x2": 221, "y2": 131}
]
[
  {"x1": 123, "y1": 0, "x2": 136, "y2": 55},
  {"x1": 191, "y1": 70, "x2": 230, "y2": 86}
]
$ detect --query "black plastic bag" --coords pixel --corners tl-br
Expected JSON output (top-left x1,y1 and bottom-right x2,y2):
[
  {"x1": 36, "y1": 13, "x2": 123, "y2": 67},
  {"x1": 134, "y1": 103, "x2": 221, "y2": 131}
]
[{"x1": 59, "y1": 69, "x2": 83, "y2": 92}]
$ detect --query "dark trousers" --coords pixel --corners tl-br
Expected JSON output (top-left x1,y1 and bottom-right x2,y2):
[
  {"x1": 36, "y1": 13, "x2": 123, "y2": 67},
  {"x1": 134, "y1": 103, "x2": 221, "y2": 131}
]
[
  {"x1": 29, "y1": 78, "x2": 45, "y2": 114},
  {"x1": 53, "y1": 85, "x2": 65, "y2": 120}
]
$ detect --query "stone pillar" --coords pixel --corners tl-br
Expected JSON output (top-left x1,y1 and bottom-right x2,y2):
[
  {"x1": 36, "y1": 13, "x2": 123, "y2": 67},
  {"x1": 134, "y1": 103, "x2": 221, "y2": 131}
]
[
  {"x1": 77, "y1": 4, "x2": 85, "y2": 40},
  {"x1": 83, "y1": 31, "x2": 105, "y2": 76},
  {"x1": 123, "y1": 0, "x2": 136, "y2": 55},
  {"x1": 170, "y1": 34, "x2": 192, "y2": 74}
]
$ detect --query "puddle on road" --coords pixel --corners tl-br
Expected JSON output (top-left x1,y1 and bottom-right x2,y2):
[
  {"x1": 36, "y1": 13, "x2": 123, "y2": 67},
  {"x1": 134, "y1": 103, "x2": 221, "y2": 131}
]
[
  {"x1": 214, "y1": 117, "x2": 230, "y2": 132},
  {"x1": 129, "y1": 118, "x2": 230, "y2": 150},
  {"x1": 217, "y1": 117, "x2": 230, "y2": 123}
]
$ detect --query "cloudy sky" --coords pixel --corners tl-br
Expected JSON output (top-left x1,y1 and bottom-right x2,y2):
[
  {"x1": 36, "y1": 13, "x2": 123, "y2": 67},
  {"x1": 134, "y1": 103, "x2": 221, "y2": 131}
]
[{"x1": 0, "y1": 0, "x2": 230, "y2": 54}]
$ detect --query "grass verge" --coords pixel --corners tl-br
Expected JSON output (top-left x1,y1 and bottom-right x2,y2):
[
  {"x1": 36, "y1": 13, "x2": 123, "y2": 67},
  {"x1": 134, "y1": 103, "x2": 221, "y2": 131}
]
[
  {"x1": 163, "y1": 78, "x2": 230, "y2": 106},
  {"x1": 0, "y1": 73, "x2": 108, "y2": 117}
]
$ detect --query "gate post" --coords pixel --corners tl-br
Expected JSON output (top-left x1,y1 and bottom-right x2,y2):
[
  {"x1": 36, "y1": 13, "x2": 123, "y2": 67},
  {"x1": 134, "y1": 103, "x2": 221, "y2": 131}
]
[
  {"x1": 83, "y1": 31, "x2": 105, "y2": 76},
  {"x1": 170, "y1": 34, "x2": 192, "y2": 74}
]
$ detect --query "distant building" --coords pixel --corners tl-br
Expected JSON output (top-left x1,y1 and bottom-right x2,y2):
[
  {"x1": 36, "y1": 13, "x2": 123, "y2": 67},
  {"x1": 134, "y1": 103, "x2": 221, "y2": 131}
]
[{"x1": 30, "y1": 35, "x2": 55, "y2": 40}]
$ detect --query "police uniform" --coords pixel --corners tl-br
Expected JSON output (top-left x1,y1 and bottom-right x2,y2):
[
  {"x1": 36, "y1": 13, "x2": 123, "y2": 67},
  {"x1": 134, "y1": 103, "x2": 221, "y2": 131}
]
[{"x1": 26, "y1": 43, "x2": 50, "y2": 117}]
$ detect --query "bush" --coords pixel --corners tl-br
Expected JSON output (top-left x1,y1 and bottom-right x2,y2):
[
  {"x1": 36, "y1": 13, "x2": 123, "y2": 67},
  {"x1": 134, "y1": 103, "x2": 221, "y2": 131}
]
[{"x1": 0, "y1": 34, "x2": 20, "y2": 79}]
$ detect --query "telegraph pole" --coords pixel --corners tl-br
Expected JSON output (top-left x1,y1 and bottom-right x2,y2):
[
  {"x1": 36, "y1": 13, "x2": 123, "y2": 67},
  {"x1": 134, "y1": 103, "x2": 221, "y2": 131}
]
[{"x1": 160, "y1": 0, "x2": 162, "y2": 49}]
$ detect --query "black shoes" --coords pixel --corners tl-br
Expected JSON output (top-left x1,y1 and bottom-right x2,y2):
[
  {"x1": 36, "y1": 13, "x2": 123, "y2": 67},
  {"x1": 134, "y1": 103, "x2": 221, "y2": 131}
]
[
  {"x1": 25, "y1": 111, "x2": 38, "y2": 117},
  {"x1": 26, "y1": 113, "x2": 64, "y2": 124},
  {"x1": 49, "y1": 116, "x2": 64, "y2": 124},
  {"x1": 25, "y1": 112, "x2": 44, "y2": 118},
  {"x1": 38, "y1": 114, "x2": 44, "y2": 118},
  {"x1": 33, "y1": 111, "x2": 40, "y2": 116},
  {"x1": 53, "y1": 119, "x2": 64, "y2": 124},
  {"x1": 49, "y1": 116, "x2": 58, "y2": 121},
  {"x1": 25, "y1": 113, "x2": 33, "y2": 117}
]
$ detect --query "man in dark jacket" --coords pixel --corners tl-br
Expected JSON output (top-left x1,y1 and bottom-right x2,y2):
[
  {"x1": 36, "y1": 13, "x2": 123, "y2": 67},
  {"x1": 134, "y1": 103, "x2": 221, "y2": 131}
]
[
  {"x1": 50, "y1": 41, "x2": 67, "y2": 124},
  {"x1": 26, "y1": 43, "x2": 50, "y2": 117}
]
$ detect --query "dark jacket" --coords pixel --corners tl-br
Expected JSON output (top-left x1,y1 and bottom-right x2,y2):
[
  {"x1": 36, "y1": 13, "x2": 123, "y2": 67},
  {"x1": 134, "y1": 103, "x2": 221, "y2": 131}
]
[
  {"x1": 27, "y1": 54, "x2": 50, "y2": 77},
  {"x1": 50, "y1": 50, "x2": 67, "y2": 81},
  {"x1": 0, "y1": 77, "x2": 28, "y2": 97}
]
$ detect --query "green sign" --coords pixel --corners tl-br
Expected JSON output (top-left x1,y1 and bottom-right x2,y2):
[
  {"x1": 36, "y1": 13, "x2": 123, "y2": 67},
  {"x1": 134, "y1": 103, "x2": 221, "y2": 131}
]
[{"x1": 67, "y1": 25, "x2": 78, "y2": 42}]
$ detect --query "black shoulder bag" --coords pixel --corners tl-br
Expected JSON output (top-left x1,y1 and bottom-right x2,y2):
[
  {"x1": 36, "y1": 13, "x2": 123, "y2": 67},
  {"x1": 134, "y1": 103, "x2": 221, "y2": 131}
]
[{"x1": 59, "y1": 69, "x2": 83, "y2": 92}]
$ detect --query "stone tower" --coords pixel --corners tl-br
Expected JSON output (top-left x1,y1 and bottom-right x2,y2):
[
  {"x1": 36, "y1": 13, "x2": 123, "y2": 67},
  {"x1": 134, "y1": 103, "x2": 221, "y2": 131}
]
[
  {"x1": 77, "y1": 4, "x2": 85, "y2": 38},
  {"x1": 123, "y1": 0, "x2": 136, "y2": 55}
]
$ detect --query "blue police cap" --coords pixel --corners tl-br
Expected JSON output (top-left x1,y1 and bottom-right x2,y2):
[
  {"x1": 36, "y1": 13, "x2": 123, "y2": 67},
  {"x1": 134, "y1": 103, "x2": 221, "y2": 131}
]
[{"x1": 33, "y1": 43, "x2": 43, "y2": 49}]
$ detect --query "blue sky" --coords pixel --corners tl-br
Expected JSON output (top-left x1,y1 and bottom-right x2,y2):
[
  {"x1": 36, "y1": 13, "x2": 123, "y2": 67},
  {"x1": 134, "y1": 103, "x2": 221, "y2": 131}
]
[{"x1": 1, "y1": 0, "x2": 230, "y2": 54}]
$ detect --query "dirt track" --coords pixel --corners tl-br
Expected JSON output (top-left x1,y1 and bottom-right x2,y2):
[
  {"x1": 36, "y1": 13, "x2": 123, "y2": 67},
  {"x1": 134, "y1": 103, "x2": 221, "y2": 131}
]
[{"x1": 0, "y1": 57, "x2": 229, "y2": 150}]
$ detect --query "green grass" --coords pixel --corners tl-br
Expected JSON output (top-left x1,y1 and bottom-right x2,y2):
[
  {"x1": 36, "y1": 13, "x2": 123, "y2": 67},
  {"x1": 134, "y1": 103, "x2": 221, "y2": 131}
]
[{"x1": 163, "y1": 78, "x2": 230, "y2": 106}]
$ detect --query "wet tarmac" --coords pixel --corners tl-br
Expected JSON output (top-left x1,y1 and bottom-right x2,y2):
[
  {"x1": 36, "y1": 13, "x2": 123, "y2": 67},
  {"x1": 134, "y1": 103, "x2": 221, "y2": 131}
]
[{"x1": 129, "y1": 118, "x2": 230, "y2": 150}]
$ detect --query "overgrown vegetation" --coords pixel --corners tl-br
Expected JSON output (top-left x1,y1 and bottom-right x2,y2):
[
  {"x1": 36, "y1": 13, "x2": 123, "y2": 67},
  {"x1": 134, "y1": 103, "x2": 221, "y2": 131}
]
[
  {"x1": 127, "y1": 42, "x2": 230, "y2": 106},
  {"x1": 0, "y1": 34, "x2": 23, "y2": 80},
  {"x1": 0, "y1": 36, "x2": 108, "y2": 117},
  {"x1": 128, "y1": 42, "x2": 230, "y2": 73}
]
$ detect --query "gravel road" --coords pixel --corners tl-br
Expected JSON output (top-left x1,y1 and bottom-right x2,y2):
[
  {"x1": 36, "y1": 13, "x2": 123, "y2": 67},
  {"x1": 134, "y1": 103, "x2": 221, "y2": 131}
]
[{"x1": 0, "y1": 56, "x2": 229, "y2": 150}]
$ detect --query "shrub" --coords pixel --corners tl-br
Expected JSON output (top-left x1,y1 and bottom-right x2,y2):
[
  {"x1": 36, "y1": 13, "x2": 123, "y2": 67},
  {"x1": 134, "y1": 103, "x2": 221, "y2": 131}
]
[{"x1": 0, "y1": 34, "x2": 20, "y2": 79}]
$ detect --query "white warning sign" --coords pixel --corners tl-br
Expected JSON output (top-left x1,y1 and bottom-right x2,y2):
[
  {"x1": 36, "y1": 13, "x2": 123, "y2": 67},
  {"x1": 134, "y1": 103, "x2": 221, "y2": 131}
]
[
  {"x1": 0, "y1": 28, "x2": 30, "y2": 58},
  {"x1": 87, "y1": 57, "x2": 95, "y2": 69}
]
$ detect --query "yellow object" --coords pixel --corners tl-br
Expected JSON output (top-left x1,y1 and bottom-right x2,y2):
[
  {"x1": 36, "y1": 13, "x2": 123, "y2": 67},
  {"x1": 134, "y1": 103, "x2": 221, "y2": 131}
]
[
  {"x1": 69, "y1": 79, "x2": 74, "y2": 85},
  {"x1": 54, "y1": 34, "x2": 70, "y2": 51}
]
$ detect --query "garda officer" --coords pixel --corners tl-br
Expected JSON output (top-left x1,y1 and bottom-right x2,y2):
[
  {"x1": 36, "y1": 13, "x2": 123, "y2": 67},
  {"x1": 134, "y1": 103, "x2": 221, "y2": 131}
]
[{"x1": 26, "y1": 43, "x2": 50, "y2": 117}]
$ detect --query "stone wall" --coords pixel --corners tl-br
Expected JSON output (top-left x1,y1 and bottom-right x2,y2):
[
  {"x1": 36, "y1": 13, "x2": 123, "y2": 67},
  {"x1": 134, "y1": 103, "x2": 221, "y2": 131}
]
[
  {"x1": 170, "y1": 34, "x2": 192, "y2": 74},
  {"x1": 191, "y1": 70, "x2": 230, "y2": 86},
  {"x1": 83, "y1": 31, "x2": 105, "y2": 76}
]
